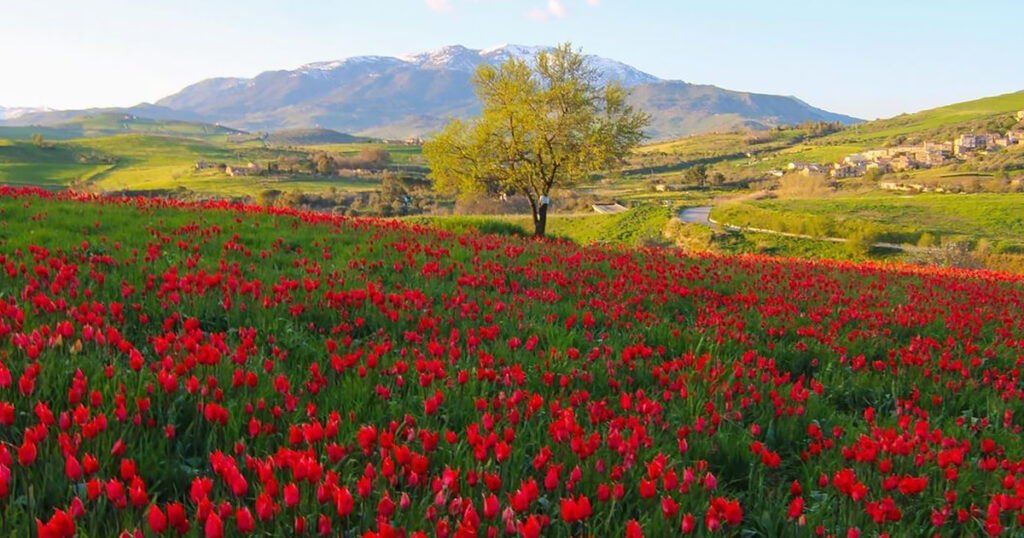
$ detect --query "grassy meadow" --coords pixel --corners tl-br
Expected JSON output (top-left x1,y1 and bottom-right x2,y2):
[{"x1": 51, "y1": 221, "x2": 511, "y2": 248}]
[{"x1": 1, "y1": 90, "x2": 1024, "y2": 271}]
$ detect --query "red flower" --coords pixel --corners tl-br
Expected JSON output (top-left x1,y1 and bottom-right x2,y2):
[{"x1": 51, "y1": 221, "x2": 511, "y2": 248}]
[
  {"x1": 518, "y1": 515, "x2": 541, "y2": 538},
  {"x1": 283, "y1": 482, "x2": 300, "y2": 508},
  {"x1": 204, "y1": 512, "x2": 223, "y2": 538},
  {"x1": 680, "y1": 513, "x2": 696, "y2": 534},
  {"x1": 787, "y1": 497, "x2": 804, "y2": 520},
  {"x1": 147, "y1": 505, "x2": 167, "y2": 535},
  {"x1": 17, "y1": 440, "x2": 37, "y2": 466},
  {"x1": 625, "y1": 519, "x2": 644, "y2": 538},
  {"x1": 236, "y1": 507, "x2": 255, "y2": 534},
  {"x1": 64, "y1": 455, "x2": 82, "y2": 481},
  {"x1": 483, "y1": 493, "x2": 499, "y2": 519}
]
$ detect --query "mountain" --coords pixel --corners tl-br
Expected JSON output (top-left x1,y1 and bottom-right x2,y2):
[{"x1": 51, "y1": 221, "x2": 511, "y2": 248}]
[
  {"x1": 4, "y1": 45, "x2": 861, "y2": 140},
  {"x1": 0, "y1": 106, "x2": 51, "y2": 121},
  {"x1": 630, "y1": 82, "x2": 859, "y2": 140}
]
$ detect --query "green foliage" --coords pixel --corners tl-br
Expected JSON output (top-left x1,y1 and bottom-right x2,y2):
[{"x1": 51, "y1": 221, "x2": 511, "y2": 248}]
[
  {"x1": 424, "y1": 43, "x2": 649, "y2": 236},
  {"x1": 569, "y1": 204, "x2": 670, "y2": 246},
  {"x1": 663, "y1": 218, "x2": 714, "y2": 251},
  {"x1": 846, "y1": 228, "x2": 880, "y2": 257},
  {"x1": 405, "y1": 216, "x2": 529, "y2": 237},
  {"x1": 684, "y1": 163, "x2": 707, "y2": 187}
]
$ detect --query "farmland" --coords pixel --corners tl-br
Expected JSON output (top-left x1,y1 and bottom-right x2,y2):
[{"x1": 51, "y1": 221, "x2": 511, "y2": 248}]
[
  {"x1": 0, "y1": 132, "x2": 420, "y2": 201},
  {"x1": 711, "y1": 193, "x2": 1024, "y2": 249},
  {"x1": 2, "y1": 187, "x2": 1024, "y2": 537}
]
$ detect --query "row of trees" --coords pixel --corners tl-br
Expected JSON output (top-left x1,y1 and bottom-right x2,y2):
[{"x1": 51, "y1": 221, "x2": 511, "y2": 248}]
[{"x1": 270, "y1": 148, "x2": 393, "y2": 175}]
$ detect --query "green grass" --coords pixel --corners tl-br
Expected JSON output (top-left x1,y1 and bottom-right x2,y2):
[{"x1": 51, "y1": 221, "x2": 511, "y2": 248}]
[
  {"x1": 304, "y1": 142, "x2": 424, "y2": 164},
  {"x1": 0, "y1": 133, "x2": 387, "y2": 197},
  {"x1": 0, "y1": 113, "x2": 249, "y2": 142},
  {"x1": 712, "y1": 192, "x2": 1024, "y2": 249},
  {"x1": 405, "y1": 204, "x2": 671, "y2": 247}
]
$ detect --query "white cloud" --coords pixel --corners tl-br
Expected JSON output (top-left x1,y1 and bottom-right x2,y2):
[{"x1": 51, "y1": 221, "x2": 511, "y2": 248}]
[
  {"x1": 547, "y1": 0, "x2": 567, "y2": 18},
  {"x1": 586, "y1": 0, "x2": 600, "y2": 6},
  {"x1": 424, "y1": 0, "x2": 453, "y2": 12},
  {"x1": 525, "y1": 0, "x2": 569, "y2": 21}
]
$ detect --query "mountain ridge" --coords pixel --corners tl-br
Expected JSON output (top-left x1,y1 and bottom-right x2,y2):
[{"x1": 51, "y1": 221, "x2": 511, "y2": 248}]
[{"x1": 2, "y1": 44, "x2": 861, "y2": 140}]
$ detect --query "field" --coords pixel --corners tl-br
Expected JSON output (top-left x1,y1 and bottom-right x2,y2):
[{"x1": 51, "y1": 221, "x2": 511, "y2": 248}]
[
  {"x1": 3, "y1": 187, "x2": 1024, "y2": 537},
  {"x1": 0, "y1": 134, "x2": 418, "y2": 199},
  {"x1": 712, "y1": 193, "x2": 1024, "y2": 249}
]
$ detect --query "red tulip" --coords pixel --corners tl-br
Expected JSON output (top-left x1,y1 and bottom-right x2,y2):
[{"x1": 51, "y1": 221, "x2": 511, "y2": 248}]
[
  {"x1": 518, "y1": 515, "x2": 541, "y2": 538},
  {"x1": 236, "y1": 507, "x2": 255, "y2": 534},
  {"x1": 65, "y1": 455, "x2": 82, "y2": 480},
  {"x1": 204, "y1": 512, "x2": 223, "y2": 538},
  {"x1": 317, "y1": 513, "x2": 331, "y2": 536},
  {"x1": 147, "y1": 505, "x2": 167, "y2": 535},
  {"x1": 166, "y1": 502, "x2": 189, "y2": 535},
  {"x1": 787, "y1": 497, "x2": 804, "y2": 520},
  {"x1": 680, "y1": 513, "x2": 696, "y2": 534},
  {"x1": 256, "y1": 493, "x2": 277, "y2": 521},
  {"x1": 283, "y1": 482, "x2": 300, "y2": 508},
  {"x1": 17, "y1": 440, "x2": 37, "y2": 466},
  {"x1": 482, "y1": 493, "x2": 499, "y2": 519}
]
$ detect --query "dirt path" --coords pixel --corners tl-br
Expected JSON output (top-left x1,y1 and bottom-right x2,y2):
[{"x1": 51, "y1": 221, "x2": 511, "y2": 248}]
[{"x1": 679, "y1": 205, "x2": 929, "y2": 253}]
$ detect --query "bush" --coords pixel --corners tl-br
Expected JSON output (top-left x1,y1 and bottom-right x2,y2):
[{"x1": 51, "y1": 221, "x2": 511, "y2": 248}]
[
  {"x1": 846, "y1": 229, "x2": 880, "y2": 257},
  {"x1": 663, "y1": 218, "x2": 714, "y2": 252}
]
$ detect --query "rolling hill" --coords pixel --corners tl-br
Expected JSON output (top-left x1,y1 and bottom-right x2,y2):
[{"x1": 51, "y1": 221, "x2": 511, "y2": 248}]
[
  {"x1": 639, "y1": 90, "x2": 1024, "y2": 173},
  {"x1": 3, "y1": 44, "x2": 861, "y2": 140},
  {"x1": 0, "y1": 112, "x2": 249, "y2": 141},
  {"x1": 265, "y1": 128, "x2": 369, "y2": 146}
]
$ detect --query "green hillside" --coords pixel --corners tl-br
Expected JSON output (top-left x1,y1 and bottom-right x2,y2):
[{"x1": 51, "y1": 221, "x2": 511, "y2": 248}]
[
  {"x1": 637, "y1": 90, "x2": 1024, "y2": 177},
  {"x1": 821, "y1": 90, "x2": 1024, "y2": 146},
  {"x1": 266, "y1": 127, "x2": 368, "y2": 146},
  {"x1": 0, "y1": 113, "x2": 251, "y2": 142}
]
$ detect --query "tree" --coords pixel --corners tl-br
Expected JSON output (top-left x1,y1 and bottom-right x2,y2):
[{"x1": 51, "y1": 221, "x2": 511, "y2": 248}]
[
  {"x1": 685, "y1": 164, "x2": 708, "y2": 188},
  {"x1": 424, "y1": 43, "x2": 649, "y2": 237}
]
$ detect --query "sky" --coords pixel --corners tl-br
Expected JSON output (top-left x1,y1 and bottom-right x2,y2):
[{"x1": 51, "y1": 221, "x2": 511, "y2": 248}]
[{"x1": 1, "y1": 0, "x2": 1021, "y2": 120}]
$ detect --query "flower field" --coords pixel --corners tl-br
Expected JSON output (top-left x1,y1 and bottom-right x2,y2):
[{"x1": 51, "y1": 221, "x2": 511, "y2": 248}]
[{"x1": 3, "y1": 186, "x2": 1024, "y2": 537}]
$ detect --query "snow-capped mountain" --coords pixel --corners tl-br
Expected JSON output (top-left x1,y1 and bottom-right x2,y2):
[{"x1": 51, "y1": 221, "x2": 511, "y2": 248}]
[
  {"x1": 0, "y1": 106, "x2": 51, "y2": 120},
  {"x1": 6, "y1": 45, "x2": 860, "y2": 140},
  {"x1": 395, "y1": 44, "x2": 660, "y2": 88}
]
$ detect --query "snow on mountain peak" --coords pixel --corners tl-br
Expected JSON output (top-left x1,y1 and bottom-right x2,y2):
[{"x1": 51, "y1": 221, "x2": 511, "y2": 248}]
[
  {"x1": 0, "y1": 106, "x2": 51, "y2": 120},
  {"x1": 291, "y1": 45, "x2": 659, "y2": 86},
  {"x1": 297, "y1": 56, "x2": 402, "y2": 74}
]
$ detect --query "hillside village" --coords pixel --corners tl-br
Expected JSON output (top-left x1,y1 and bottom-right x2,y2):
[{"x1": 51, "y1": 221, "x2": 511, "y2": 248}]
[{"x1": 783, "y1": 109, "x2": 1024, "y2": 188}]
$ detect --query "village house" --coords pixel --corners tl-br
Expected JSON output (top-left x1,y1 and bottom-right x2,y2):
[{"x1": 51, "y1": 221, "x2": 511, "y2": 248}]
[
  {"x1": 954, "y1": 134, "x2": 989, "y2": 155},
  {"x1": 225, "y1": 162, "x2": 263, "y2": 177},
  {"x1": 890, "y1": 155, "x2": 917, "y2": 172},
  {"x1": 787, "y1": 162, "x2": 825, "y2": 175},
  {"x1": 831, "y1": 163, "x2": 861, "y2": 179}
]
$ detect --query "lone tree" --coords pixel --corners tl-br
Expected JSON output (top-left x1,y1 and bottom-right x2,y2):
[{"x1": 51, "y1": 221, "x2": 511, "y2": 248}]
[{"x1": 424, "y1": 43, "x2": 649, "y2": 237}]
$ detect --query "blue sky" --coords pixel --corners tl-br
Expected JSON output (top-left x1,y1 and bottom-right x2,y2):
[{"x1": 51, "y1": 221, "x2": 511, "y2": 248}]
[{"x1": 1, "y1": 0, "x2": 1021, "y2": 119}]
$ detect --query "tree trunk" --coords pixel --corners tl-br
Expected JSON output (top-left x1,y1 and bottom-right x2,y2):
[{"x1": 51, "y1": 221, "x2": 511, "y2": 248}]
[{"x1": 533, "y1": 195, "x2": 550, "y2": 237}]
